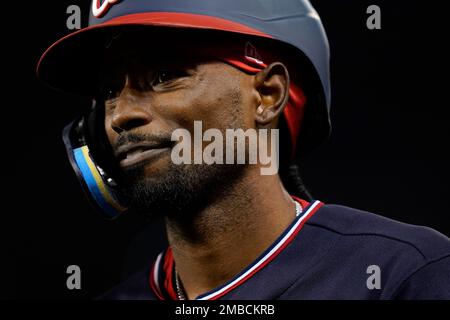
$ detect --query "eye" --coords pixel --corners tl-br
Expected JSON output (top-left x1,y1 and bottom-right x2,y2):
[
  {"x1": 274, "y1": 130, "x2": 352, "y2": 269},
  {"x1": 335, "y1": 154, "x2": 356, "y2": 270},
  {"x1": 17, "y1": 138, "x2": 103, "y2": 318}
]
[
  {"x1": 101, "y1": 86, "x2": 121, "y2": 103},
  {"x1": 153, "y1": 69, "x2": 186, "y2": 86},
  {"x1": 99, "y1": 75, "x2": 125, "y2": 102},
  {"x1": 106, "y1": 89, "x2": 119, "y2": 101}
]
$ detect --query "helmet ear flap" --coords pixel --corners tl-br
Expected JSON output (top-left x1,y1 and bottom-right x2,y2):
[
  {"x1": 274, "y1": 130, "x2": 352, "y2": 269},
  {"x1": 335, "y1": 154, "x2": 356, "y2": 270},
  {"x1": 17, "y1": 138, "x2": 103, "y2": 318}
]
[
  {"x1": 61, "y1": 100, "x2": 128, "y2": 219},
  {"x1": 83, "y1": 99, "x2": 124, "y2": 186}
]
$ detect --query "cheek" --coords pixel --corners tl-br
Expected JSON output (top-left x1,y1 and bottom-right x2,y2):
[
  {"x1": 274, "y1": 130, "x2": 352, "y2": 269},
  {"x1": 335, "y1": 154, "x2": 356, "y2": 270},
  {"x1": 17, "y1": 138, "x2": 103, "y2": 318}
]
[
  {"x1": 174, "y1": 71, "x2": 246, "y2": 131},
  {"x1": 104, "y1": 114, "x2": 117, "y2": 146}
]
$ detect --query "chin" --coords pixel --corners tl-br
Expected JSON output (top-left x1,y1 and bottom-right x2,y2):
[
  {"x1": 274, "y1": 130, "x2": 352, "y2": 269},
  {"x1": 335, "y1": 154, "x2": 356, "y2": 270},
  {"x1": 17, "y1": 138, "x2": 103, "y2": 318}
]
[{"x1": 142, "y1": 153, "x2": 173, "y2": 176}]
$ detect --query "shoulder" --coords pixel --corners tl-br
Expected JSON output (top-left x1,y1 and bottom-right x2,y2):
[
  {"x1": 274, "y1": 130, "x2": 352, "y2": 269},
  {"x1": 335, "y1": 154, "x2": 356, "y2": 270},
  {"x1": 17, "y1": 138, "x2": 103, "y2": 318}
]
[
  {"x1": 301, "y1": 203, "x2": 450, "y2": 299},
  {"x1": 308, "y1": 203, "x2": 450, "y2": 262}
]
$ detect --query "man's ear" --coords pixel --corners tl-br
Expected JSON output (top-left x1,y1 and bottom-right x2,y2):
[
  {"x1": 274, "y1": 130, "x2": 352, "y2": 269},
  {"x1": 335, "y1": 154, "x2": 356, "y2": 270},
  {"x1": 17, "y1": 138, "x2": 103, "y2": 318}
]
[{"x1": 254, "y1": 62, "x2": 290, "y2": 126}]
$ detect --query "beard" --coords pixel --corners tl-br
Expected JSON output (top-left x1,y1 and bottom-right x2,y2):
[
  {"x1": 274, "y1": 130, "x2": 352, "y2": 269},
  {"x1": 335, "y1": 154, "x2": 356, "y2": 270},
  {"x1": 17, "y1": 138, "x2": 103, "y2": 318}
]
[
  {"x1": 113, "y1": 85, "x2": 246, "y2": 220},
  {"x1": 118, "y1": 157, "x2": 245, "y2": 220}
]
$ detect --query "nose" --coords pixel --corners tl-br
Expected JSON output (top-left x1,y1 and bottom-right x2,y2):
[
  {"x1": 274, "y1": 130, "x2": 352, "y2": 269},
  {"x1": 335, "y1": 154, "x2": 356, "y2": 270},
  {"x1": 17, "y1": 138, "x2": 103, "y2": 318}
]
[{"x1": 110, "y1": 89, "x2": 153, "y2": 134}]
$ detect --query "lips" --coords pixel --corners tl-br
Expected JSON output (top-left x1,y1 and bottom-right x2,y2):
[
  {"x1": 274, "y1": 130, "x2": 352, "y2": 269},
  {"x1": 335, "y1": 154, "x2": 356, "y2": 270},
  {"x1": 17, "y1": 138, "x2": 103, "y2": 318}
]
[{"x1": 115, "y1": 142, "x2": 171, "y2": 168}]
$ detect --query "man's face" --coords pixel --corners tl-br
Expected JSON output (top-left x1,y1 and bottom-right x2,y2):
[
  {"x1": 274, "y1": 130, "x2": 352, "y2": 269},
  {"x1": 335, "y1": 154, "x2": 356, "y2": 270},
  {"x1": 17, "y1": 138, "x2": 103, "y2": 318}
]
[{"x1": 101, "y1": 43, "x2": 255, "y2": 217}]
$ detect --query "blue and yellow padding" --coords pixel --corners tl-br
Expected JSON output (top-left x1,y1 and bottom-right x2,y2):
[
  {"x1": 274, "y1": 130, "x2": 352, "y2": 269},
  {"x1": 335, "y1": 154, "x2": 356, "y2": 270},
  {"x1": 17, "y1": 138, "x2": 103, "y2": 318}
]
[{"x1": 73, "y1": 146, "x2": 127, "y2": 218}]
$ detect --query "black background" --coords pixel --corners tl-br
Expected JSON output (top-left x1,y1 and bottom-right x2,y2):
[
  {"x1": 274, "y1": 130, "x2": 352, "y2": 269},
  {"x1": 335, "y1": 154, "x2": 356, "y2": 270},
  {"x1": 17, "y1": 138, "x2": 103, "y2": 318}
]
[{"x1": 1, "y1": 0, "x2": 449, "y2": 299}]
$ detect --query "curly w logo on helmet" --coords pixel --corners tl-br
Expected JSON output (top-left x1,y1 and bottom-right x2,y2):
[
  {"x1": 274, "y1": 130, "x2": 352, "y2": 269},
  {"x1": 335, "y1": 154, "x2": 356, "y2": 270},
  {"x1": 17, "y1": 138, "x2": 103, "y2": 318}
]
[{"x1": 92, "y1": 0, "x2": 121, "y2": 18}]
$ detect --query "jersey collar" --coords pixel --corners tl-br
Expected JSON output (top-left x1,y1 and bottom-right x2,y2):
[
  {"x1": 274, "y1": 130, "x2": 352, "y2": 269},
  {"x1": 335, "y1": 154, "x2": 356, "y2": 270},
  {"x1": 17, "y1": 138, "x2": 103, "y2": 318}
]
[{"x1": 150, "y1": 199, "x2": 324, "y2": 300}]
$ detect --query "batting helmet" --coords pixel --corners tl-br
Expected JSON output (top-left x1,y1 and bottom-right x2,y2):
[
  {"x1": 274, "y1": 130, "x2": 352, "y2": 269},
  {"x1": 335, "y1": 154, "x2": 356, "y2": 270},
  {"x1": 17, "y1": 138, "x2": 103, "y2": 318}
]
[{"x1": 37, "y1": 0, "x2": 331, "y2": 219}]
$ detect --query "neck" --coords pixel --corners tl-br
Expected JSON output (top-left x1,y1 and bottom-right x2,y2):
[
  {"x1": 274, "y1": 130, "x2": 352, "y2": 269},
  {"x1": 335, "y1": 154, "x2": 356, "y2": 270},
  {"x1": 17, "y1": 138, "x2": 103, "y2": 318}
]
[{"x1": 165, "y1": 167, "x2": 297, "y2": 299}]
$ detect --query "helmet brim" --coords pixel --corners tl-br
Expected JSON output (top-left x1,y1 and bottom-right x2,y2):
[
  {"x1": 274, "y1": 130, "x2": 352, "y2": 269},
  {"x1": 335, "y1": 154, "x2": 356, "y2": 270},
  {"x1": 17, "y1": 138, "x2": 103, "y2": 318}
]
[{"x1": 37, "y1": 12, "x2": 272, "y2": 95}]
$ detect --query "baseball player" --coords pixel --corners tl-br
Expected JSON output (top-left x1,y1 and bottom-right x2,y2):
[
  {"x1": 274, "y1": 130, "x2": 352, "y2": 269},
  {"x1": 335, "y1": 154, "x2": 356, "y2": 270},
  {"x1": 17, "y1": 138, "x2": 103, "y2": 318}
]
[{"x1": 37, "y1": 0, "x2": 450, "y2": 299}]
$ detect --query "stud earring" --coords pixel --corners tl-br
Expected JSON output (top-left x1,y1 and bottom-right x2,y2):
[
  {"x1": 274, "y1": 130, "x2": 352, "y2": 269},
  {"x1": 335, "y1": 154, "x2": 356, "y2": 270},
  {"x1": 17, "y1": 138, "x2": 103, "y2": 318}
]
[{"x1": 256, "y1": 105, "x2": 264, "y2": 115}]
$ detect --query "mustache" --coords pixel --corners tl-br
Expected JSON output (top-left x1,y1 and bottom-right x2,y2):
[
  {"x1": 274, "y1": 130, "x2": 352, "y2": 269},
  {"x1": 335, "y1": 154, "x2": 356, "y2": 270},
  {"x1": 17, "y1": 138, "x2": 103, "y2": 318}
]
[{"x1": 113, "y1": 132, "x2": 174, "y2": 151}]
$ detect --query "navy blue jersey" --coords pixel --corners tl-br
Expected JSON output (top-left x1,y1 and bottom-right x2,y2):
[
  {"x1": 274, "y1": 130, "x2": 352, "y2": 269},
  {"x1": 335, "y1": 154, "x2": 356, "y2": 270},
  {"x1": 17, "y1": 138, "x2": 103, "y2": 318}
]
[{"x1": 101, "y1": 200, "x2": 450, "y2": 300}]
